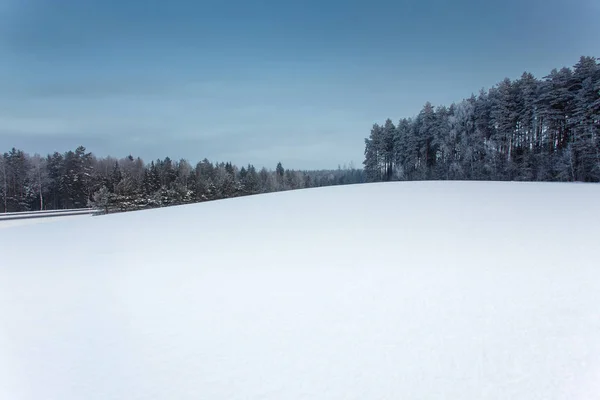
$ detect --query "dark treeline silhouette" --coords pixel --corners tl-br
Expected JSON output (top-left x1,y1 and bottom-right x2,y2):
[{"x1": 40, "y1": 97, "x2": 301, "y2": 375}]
[
  {"x1": 364, "y1": 56, "x2": 600, "y2": 182},
  {"x1": 0, "y1": 146, "x2": 364, "y2": 213}
]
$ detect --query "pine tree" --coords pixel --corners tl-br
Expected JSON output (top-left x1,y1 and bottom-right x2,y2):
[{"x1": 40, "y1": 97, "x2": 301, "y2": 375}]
[
  {"x1": 379, "y1": 119, "x2": 395, "y2": 181},
  {"x1": 571, "y1": 56, "x2": 600, "y2": 181},
  {"x1": 3, "y1": 148, "x2": 32, "y2": 212},
  {"x1": 393, "y1": 119, "x2": 411, "y2": 180},
  {"x1": 363, "y1": 56, "x2": 599, "y2": 183},
  {"x1": 244, "y1": 165, "x2": 260, "y2": 194},
  {"x1": 275, "y1": 162, "x2": 285, "y2": 189},
  {"x1": 363, "y1": 124, "x2": 382, "y2": 182},
  {"x1": 0, "y1": 155, "x2": 7, "y2": 213}
]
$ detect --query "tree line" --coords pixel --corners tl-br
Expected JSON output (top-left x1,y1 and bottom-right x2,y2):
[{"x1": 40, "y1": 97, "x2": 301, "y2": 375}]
[
  {"x1": 0, "y1": 146, "x2": 364, "y2": 214},
  {"x1": 364, "y1": 56, "x2": 600, "y2": 182}
]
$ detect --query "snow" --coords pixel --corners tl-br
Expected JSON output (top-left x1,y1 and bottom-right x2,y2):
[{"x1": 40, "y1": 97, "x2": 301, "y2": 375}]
[
  {"x1": 1, "y1": 181, "x2": 599, "y2": 400},
  {"x1": 0, "y1": 214, "x2": 93, "y2": 229}
]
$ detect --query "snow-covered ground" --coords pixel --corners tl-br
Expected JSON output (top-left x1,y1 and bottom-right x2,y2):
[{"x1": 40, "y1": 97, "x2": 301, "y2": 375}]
[
  {"x1": 0, "y1": 214, "x2": 93, "y2": 229},
  {"x1": 1, "y1": 181, "x2": 599, "y2": 400}
]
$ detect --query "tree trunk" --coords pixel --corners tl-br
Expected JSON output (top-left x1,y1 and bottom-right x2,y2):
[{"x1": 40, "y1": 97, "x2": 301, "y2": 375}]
[
  {"x1": 1, "y1": 160, "x2": 6, "y2": 213},
  {"x1": 38, "y1": 164, "x2": 44, "y2": 210}
]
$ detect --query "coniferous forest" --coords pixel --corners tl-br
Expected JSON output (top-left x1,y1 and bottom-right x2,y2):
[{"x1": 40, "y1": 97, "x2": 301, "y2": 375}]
[
  {"x1": 0, "y1": 147, "x2": 364, "y2": 214},
  {"x1": 364, "y1": 56, "x2": 600, "y2": 182},
  {"x1": 2, "y1": 56, "x2": 598, "y2": 214}
]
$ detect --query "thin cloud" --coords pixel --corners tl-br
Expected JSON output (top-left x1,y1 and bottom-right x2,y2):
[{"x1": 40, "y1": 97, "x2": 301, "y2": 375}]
[{"x1": 0, "y1": 116, "x2": 83, "y2": 136}]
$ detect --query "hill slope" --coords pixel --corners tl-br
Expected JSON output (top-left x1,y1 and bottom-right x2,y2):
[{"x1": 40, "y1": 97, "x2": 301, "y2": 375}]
[{"x1": 1, "y1": 182, "x2": 599, "y2": 399}]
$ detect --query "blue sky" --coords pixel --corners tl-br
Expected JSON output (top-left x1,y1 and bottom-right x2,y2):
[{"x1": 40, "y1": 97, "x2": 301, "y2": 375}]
[{"x1": 1, "y1": 0, "x2": 598, "y2": 169}]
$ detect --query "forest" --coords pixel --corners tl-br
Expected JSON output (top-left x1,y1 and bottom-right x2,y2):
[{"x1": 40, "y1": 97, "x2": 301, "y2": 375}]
[
  {"x1": 3, "y1": 56, "x2": 598, "y2": 214},
  {"x1": 0, "y1": 147, "x2": 364, "y2": 213},
  {"x1": 364, "y1": 56, "x2": 600, "y2": 182}
]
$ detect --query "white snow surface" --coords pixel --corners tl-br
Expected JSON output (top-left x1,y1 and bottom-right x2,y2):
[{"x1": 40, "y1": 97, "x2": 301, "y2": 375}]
[
  {"x1": 1, "y1": 181, "x2": 599, "y2": 400},
  {"x1": 0, "y1": 214, "x2": 92, "y2": 229}
]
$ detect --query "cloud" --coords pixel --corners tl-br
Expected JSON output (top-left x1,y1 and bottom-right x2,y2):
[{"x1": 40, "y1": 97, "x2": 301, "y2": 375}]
[
  {"x1": 0, "y1": 116, "x2": 84, "y2": 136},
  {"x1": 0, "y1": 91, "x2": 365, "y2": 169},
  {"x1": 5, "y1": 81, "x2": 179, "y2": 100}
]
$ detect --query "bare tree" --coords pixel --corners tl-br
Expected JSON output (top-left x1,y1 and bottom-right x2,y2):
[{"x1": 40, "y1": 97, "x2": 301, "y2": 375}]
[{"x1": 28, "y1": 154, "x2": 49, "y2": 210}]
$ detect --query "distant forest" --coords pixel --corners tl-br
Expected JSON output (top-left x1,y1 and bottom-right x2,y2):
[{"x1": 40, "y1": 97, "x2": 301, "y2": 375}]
[
  {"x1": 364, "y1": 56, "x2": 600, "y2": 182},
  {"x1": 3, "y1": 56, "x2": 598, "y2": 213},
  {"x1": 0, "y1": 147, "x2": 364, "y2": 213}
]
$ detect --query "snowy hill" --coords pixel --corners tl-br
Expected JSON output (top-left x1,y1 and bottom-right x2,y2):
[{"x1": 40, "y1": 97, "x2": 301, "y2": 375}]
[{"x1": 1, "y1": 181, "x2": 599, "y2": 400}]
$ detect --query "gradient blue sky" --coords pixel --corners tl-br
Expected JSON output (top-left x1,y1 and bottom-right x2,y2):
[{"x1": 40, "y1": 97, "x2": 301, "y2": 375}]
[{"x1": 1, "y1": 0, "x2": 598, "y2": 169}]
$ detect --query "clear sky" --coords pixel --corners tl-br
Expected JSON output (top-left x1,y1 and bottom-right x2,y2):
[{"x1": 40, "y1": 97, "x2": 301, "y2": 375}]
[{"x1": 1, "y1": 0, "x2": 598, "y2": 169}]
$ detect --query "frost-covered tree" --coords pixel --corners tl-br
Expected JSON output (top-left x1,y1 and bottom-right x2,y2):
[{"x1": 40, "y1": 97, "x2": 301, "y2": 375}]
[
  {"x1": 0, "y1": 155, "x2": 7, "y2": 213},
  {"x1": 364, "y1": 55, "x2": 600, "y2": 183},
  {"x1": 27, "y1": 154, "x2": 49, "y2": 211},
  {"x1": 363, "y1": 124, "x2": 382, "y2": 182},
  {"x1": 379, "y1": 119, "x2": 396, "y2": 181},
  {"x1": 2, "y1": 148, "x2": 32, "y2": 212},
  {"x1": 240, "y1": 165, "x2": 260, "y2": 195},
  {"x1": 91, "y1": 186, "x2": 112, "y2": 214}
]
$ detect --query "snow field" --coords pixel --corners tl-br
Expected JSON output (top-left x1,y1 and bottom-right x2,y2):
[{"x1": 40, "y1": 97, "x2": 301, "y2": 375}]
[{"x1": 1, "y1": 181, "x2": 599, "y2": 400}]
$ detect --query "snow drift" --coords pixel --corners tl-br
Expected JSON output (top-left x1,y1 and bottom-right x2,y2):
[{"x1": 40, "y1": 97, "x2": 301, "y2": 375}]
[{"x1": 1, "y1": 181, "x2": 599, "y2": 399}]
